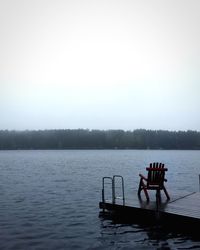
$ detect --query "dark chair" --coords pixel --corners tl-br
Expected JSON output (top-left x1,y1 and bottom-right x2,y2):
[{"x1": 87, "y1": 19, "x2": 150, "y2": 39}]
[{"x1": 138, "y1": 162, "x2": 170, "y2": 201}]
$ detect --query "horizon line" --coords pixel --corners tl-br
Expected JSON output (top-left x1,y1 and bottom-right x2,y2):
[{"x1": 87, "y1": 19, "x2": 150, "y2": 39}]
[{"x1": 0, "y1": 128, "x2": 199, "y2": 133}]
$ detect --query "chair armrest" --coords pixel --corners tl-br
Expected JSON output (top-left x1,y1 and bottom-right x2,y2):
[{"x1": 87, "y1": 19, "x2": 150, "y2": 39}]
[{"x1": 139, "y1": 174, "x2": 148, "y2": 181}]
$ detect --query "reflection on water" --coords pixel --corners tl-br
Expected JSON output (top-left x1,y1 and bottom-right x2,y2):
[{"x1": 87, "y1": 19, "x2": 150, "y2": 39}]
[
  {"x1": 99, "y1": 215, "x2": 200, "y2": 249},
  {"x1": 0, "y1": 150, "x2": 199, "y2": 249}
]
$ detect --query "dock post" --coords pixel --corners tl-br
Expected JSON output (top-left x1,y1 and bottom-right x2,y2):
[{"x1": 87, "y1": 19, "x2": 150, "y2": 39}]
[
  {"x1": 112, "y1": 178, "x2": 115, "y2": 204},
  {"x1": 199, "y1": 174, "x2": 200, "y2": 192}
]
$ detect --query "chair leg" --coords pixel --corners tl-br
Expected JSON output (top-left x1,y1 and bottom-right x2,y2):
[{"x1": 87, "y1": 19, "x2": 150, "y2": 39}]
[
  {"x1": 163, "y1": 186, "x2": 170, "y2": 200},
  {"x1": 156, "y1": 190, "x2": 161, "y2": 202},
  {"x1": 143, "y1": 187, "x2": 149, "y2": 201},
  {"x1": 138, "y1": 179, "x2": 149, "y2": 201},
  {"x1": 156, "y1": 190, "x2": 161, "y2": 209},
  {"x1": 138, "y1": 179, "x2": 142, "y2": 196}
]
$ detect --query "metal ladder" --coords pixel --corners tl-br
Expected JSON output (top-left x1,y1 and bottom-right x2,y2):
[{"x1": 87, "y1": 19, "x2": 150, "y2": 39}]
[{"x1": 102, "y1": 175, "x2": 125, "y2": 205}]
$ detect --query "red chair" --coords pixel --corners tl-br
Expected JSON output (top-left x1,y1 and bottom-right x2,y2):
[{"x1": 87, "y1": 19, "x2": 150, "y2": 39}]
[{"x1": 138, "y1": 162, "x2": 170, "y2": 201}]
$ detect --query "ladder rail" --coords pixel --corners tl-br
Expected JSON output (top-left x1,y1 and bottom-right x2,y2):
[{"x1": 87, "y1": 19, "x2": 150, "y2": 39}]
[
  {"x1": 113, "y1": 175, "x2": 125, "y2": 205},
  {"x1": 102, "y1": 175, "x2": 125, "y2": 205},
  {"x1": 102, "y1": 177, "x2": 113, "y2": 203}
]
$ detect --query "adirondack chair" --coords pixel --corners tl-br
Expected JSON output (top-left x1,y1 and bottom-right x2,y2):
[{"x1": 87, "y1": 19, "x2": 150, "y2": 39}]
[{"x1": 138, "y1": 162, "x2": 170, "y2": 201}]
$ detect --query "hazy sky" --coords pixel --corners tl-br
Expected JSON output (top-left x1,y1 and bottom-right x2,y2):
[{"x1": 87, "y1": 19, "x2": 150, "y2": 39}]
[{"x1": 1, "y1": 0, "x2": 200, "y2": 131}]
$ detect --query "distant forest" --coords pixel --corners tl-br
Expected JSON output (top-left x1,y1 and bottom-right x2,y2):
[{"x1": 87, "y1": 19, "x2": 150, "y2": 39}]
[{"x1": 0, "y1": 129, "x2": 200, "y2": 150}]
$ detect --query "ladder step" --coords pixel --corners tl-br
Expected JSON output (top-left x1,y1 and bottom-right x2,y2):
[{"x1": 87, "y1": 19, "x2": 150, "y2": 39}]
[
  {"x1": 115, "y1": 196, "x2": 123, "y2": 199},
  {"x1": 105, "y1": 199, "x2": 112, "y2": 202}
]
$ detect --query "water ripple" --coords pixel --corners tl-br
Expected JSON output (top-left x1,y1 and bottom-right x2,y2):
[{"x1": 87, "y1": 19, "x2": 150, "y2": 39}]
[{"x1": 0, "y1": 150, "x2": 199, "y2": 249}]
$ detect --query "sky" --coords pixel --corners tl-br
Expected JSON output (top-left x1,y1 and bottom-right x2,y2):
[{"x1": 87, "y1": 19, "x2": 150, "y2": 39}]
[{"x1": 0, "y1": 0, "x2": 200, "y2": 131}]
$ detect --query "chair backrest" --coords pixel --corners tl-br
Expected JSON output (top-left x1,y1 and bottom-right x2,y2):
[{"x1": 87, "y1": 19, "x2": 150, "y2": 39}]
[{"x1": 146, "y1": 162, "x2": 168, "y2": 187}]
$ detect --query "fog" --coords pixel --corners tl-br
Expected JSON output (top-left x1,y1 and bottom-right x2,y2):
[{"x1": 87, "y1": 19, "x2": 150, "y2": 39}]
[{"x1": 1, "y1": 0, "x2": 200, "y2": 131}]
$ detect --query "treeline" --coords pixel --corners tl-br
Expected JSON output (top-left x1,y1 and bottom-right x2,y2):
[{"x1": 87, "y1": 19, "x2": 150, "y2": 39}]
[{"x1": 0, "y1": 129, "x2": 200, "y2": 150}]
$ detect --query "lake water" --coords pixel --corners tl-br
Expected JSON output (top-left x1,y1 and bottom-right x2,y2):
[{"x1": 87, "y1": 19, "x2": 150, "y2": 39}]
[{"x1": 0, "y1": 150, "x2": 199, "y2": 249}]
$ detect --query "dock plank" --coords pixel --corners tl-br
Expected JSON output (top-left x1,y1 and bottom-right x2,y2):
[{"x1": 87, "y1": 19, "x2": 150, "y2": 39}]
[{"x1": 164, "y1": 192, "x2": 200, "y2": 219}]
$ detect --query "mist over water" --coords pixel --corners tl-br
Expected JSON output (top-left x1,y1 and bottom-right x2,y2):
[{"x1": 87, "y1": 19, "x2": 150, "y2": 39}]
[{"x1": 0, "y1": 150, "x2": 199, "y2": 249}]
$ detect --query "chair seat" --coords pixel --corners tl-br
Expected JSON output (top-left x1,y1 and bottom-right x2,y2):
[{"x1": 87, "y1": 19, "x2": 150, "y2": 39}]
[{"x1": 147, "y1": 185, "x2": 163, "y2": 189}]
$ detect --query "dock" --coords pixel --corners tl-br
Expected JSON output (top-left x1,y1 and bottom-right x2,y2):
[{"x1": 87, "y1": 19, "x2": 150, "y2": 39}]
[{"x1": 99, "y1": 175, "x2": 200, "y2": 234}]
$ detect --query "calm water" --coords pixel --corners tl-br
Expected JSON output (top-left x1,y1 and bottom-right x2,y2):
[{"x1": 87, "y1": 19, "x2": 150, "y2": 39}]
[{"x1": 0, "y1": 150, "x2": 199, "y2": 249}]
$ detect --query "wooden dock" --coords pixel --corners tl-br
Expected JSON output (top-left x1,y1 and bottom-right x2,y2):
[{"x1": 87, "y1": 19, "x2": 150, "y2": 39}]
[{"x1": 99, "y1": 191, "x2": 200, "y2": 233}]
